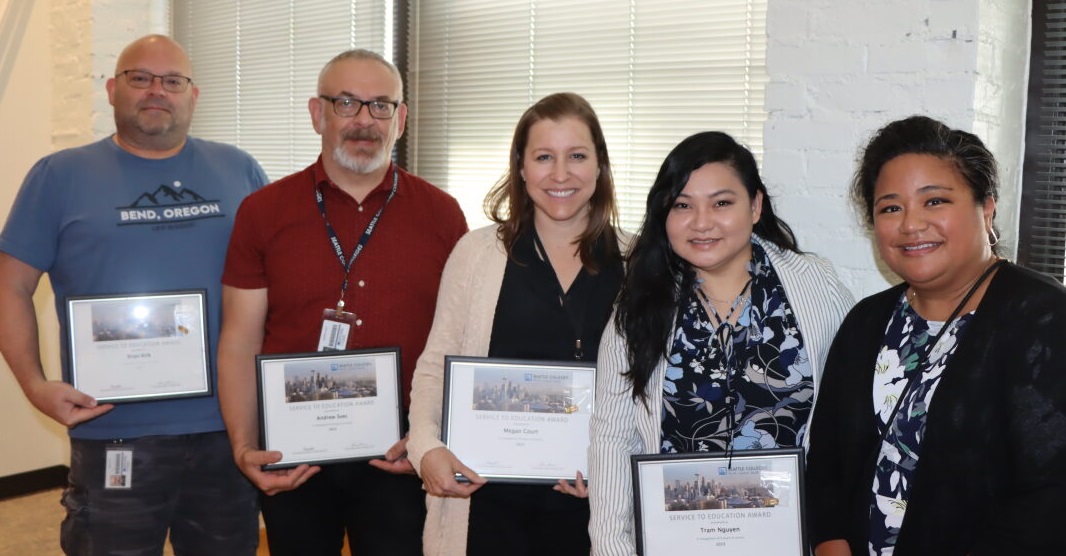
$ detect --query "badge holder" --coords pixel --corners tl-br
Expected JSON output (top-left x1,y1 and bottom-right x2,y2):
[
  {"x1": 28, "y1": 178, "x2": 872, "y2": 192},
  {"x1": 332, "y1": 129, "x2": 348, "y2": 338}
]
[
  {"x1": 318, "y1": 300, "x2": 356, "y2": 351},
  {"x1": 105, "y1": 445, "x2": 133, "y2": 489}
]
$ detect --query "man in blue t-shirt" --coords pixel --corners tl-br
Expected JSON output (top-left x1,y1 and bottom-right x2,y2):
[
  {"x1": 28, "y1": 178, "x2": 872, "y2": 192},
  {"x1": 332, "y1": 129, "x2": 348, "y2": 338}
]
[{"x1": 0, "y1": 35, "x2": 268, "y2": 555}]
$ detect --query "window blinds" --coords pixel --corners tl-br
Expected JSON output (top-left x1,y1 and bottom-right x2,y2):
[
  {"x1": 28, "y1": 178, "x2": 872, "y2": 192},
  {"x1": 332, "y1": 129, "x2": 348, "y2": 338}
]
[
  {"x1": 173, "y1": 0, "x2": 767, "y2": 233},
  {"x1": 1021, "y1": 0, "x2": 1066, "y2": 281},
  {"x1": 406, "y1": 0, "x2": 767, "y2": 231},
  {"x1": 173, "y1": 0, "x2": 391, "y2": 182}
]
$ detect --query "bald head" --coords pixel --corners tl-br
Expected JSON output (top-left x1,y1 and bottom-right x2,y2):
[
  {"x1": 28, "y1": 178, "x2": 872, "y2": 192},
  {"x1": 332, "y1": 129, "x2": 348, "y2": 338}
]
[{"x1": 115, "y1": 35, "x2": 193, "y2": 78}]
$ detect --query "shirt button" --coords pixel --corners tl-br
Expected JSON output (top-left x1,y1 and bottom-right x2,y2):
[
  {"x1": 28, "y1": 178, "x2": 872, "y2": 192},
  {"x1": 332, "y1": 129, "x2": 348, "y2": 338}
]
[
  {"x1": 356, "y1": 319, "x2": 363, "y2": 326},
  {"x1": 358, "y1": 280, "x2": 365, "y2": 287},
  {"x1": 358, "y1": 205, "x2": 364, "y2": 212}
]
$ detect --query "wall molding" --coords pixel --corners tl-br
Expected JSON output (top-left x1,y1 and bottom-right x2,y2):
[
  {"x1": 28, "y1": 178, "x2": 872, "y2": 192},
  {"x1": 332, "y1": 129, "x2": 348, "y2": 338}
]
[{"x1": 0, "y1": 466, "x2": 69, "y2": 501}]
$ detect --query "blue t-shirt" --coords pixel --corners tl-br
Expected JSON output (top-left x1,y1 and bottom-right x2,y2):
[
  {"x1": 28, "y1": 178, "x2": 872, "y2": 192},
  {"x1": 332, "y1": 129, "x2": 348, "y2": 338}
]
[{"x1": 0, "y1": 137, "x2": 267, "y2": 439}]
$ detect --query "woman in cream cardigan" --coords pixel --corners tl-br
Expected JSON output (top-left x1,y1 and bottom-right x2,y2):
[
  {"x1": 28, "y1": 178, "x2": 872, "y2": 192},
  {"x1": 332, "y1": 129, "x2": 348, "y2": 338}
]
[
  {"x1": 407, "y1": 92, "x2": 627, "y2": 555},
  {"x1": 588, "y1": 132, "x2": 853, "y2": 555}
]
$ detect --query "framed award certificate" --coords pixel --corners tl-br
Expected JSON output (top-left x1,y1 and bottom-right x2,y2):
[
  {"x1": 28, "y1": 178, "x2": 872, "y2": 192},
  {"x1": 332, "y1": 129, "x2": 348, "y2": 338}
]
[
  {"x1": 441, "y1": 356, "x2": 595, "y2": 484},
  {"x1": 257, "y1": 348, "x2": 402, "y2": 469},
  {"x1": 631, "y1": 449, "x2": 808, "y2": 556},
  {"x1": 66, "y1": 290, "x2": 210, "y2": 404}
]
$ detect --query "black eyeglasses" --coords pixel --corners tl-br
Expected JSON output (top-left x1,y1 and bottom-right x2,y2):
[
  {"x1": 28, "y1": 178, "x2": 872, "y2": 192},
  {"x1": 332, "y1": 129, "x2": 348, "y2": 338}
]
[
  {"x1": 318, "y1": 95, "x2": 399, "y2": 119},
  {"x1": 117, "y1": 70, "x2": 194, "y2": 93}
]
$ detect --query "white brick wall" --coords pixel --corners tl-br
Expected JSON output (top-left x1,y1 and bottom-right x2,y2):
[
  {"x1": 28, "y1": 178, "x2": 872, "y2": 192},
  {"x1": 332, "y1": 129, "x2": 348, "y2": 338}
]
[
  {"x1": 48, "y1": 0, "x2": 166, "y2": 147},
  {"x1": 90, "y1": 0, "x2": 169, "y2": 138},
  {"x1": 973, "y1": 0, "x2": 1030, "y2": 260},
  {"x1": 764, "y1": 0, "x2": 1029, "y2": 299},
  {"x1": 51, "y1": 0, "x2": 94, "y2": 151}
]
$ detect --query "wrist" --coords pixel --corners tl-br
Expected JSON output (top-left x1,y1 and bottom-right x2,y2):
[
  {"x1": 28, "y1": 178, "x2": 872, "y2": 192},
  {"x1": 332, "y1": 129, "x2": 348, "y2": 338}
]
[{"x1": 18, "y1": 371, "x2": 49, "y2": 392}]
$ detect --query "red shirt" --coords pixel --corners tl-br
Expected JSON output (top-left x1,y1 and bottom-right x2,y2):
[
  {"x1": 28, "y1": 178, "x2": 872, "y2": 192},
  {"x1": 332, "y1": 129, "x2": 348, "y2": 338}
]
[{"x1": 223, "y1": 158, "x2": 468, "y2": 407}]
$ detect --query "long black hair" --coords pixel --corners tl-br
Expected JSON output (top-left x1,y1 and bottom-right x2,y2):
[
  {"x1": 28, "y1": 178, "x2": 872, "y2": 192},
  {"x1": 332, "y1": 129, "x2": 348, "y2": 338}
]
[{"x1": 615, "y1": 131, "x2": 798, "y2": 402}]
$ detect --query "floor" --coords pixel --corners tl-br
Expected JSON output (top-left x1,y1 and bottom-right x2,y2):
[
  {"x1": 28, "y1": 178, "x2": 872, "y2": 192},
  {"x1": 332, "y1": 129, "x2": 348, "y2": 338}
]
[
  {"x1": 0, "y1": 488, "x2": 107, "y2": 556},
  {"x1": 0, "y1": 488, "x2": 350, "y2": 555}
]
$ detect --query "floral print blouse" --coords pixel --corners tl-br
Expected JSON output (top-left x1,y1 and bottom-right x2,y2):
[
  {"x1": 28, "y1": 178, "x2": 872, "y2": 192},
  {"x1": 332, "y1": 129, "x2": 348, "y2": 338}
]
[
  {"x1": 660, "y1": 241, "x2": 813, "y2": 454},
  {"x1": 868, "y1": 295, "x2": 973, "y2": 555}
]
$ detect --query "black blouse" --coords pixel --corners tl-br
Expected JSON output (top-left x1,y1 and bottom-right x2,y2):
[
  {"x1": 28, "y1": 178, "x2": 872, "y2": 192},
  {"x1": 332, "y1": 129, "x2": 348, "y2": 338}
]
[{"x1": 488, "y1": 229, "x2": 623, "y2": 363}]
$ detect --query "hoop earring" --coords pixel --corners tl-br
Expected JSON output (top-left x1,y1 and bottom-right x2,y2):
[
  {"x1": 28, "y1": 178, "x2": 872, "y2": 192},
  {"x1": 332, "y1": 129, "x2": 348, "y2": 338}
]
[{"x1": 987, "y1": 228, "x2": 999, "y2": 247}]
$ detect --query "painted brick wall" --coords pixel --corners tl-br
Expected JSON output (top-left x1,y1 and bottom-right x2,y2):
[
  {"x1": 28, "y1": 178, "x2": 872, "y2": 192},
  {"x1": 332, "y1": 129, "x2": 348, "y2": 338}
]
[
  {"x1": 48, "y1": 0, "x2": 166, "y2": 144},
  {"x1": 764, "y1": 0, "x2": 1029, "y2": 298},
  {"x1": 973, "y1": 0, "x2": 1030, "y2": 264},
  {"x1": 90, "y1": 0, "x2": 168, "y2": 137},
  {"x1": 51, "y1": 0, "x2": 94, "y2": 151}
]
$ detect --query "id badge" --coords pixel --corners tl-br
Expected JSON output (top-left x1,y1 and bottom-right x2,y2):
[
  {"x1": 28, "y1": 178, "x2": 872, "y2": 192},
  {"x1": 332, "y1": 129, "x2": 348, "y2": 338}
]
[
  {"x1": 104, "y1": 446, "x2": 133, "y2": 489},
  {"x1": 318, "y1": 307, "x2": 356, "y2": 351}
]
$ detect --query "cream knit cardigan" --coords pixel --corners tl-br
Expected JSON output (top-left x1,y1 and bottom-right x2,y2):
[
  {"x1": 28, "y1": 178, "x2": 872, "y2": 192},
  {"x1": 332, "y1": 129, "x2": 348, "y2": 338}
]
[
  {"x1": 408, "y1": 224, "x2": 628, "y2": 555},
  {"x1": 406, "y1": 225, "x2": 531, "y2": 555}
]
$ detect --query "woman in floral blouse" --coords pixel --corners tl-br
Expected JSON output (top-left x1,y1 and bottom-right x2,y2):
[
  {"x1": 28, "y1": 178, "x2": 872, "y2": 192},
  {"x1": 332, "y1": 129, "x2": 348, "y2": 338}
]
[
  {"x1": 806, "y1": 115, "x2": 1066, "y2": 555},
  {"x1": 588, "y1": 131, "x2": 853, "y2": 555}
]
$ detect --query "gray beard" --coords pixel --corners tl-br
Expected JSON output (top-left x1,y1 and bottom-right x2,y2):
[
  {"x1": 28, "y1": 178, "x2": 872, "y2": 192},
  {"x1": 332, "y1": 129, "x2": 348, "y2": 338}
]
[{"x1": 332, "y1": 144, "x2": 389, "y2": 174}]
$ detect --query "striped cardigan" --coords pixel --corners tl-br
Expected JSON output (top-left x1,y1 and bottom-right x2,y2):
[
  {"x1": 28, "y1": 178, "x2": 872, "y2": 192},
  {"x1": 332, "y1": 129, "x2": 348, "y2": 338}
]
[{"x1": 587, "y1": 237, "x2": 854, "y2": 556}]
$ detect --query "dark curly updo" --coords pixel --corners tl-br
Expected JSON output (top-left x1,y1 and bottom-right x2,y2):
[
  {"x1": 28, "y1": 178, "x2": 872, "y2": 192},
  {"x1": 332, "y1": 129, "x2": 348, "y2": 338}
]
[{"x1": 853, "y1": 115, "x2": 999, "y2": 233}]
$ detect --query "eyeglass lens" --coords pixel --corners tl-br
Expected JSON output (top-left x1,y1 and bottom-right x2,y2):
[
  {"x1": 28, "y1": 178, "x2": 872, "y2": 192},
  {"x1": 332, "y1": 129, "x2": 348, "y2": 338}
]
[
  {"x1": 122, "y1": 70, "x2": 192, "y2": 93},
  {"x1": 326, "y1": 97, "x2": 396, "y2": 119}
]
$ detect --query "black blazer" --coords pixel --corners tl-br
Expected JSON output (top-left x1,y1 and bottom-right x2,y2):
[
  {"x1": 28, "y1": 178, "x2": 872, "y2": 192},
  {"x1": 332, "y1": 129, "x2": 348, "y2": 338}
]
[{"x1": 805, "y1": 262, "x2": 1066, "y2": 555}]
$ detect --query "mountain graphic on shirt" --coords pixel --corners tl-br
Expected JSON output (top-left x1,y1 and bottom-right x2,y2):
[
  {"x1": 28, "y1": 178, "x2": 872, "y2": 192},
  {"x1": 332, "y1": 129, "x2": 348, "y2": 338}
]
[
  {"x1": 115, "y1": 185, "x2": 223, "y2": 226},
  {"x1": 126, "y1": 185, "x2": 208, "y2": 207}
]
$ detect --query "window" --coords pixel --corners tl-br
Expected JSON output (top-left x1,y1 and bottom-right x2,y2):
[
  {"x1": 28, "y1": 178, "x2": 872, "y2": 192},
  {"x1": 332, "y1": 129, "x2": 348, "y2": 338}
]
[
  {"x1": 173, "y1": 0, "x2": 768, "y2": 233},
  {"x1": 173, "y1": 0, "x2": 394, "y2": 181},
  {"x1": 407, "y1": 0, "x2": 767, "y2": 230},
  {"x1": 1020, "y1": 0, "x2": 1066, "y2": 281}
]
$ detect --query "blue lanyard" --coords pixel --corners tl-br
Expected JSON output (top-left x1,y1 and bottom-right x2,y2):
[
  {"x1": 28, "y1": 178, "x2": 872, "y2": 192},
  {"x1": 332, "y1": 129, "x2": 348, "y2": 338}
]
[{"x1": 315, "y1": 169, "x2": 398, "y2": 309}]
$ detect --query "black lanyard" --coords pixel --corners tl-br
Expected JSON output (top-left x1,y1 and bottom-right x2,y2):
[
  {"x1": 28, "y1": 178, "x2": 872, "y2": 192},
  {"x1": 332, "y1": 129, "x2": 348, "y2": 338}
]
[
  {"x1": 315, "y1": 169, "x2": 398, "y2": 308},
  {"x1": 875, "y1": 258, "x2": 1005, "y2": 446},
  {"x1": 531, "y1": 231, "x2": 587, "y2": 360}
]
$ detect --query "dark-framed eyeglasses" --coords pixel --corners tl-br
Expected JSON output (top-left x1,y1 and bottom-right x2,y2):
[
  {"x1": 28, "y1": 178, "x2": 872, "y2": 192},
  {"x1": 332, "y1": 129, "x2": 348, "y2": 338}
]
[
  {"x1": 318, "y1": 95, "x2": 399, "y2": 119},
  {"x1": 117, "y1": 70, "x2": 194, "y2": 93}
]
